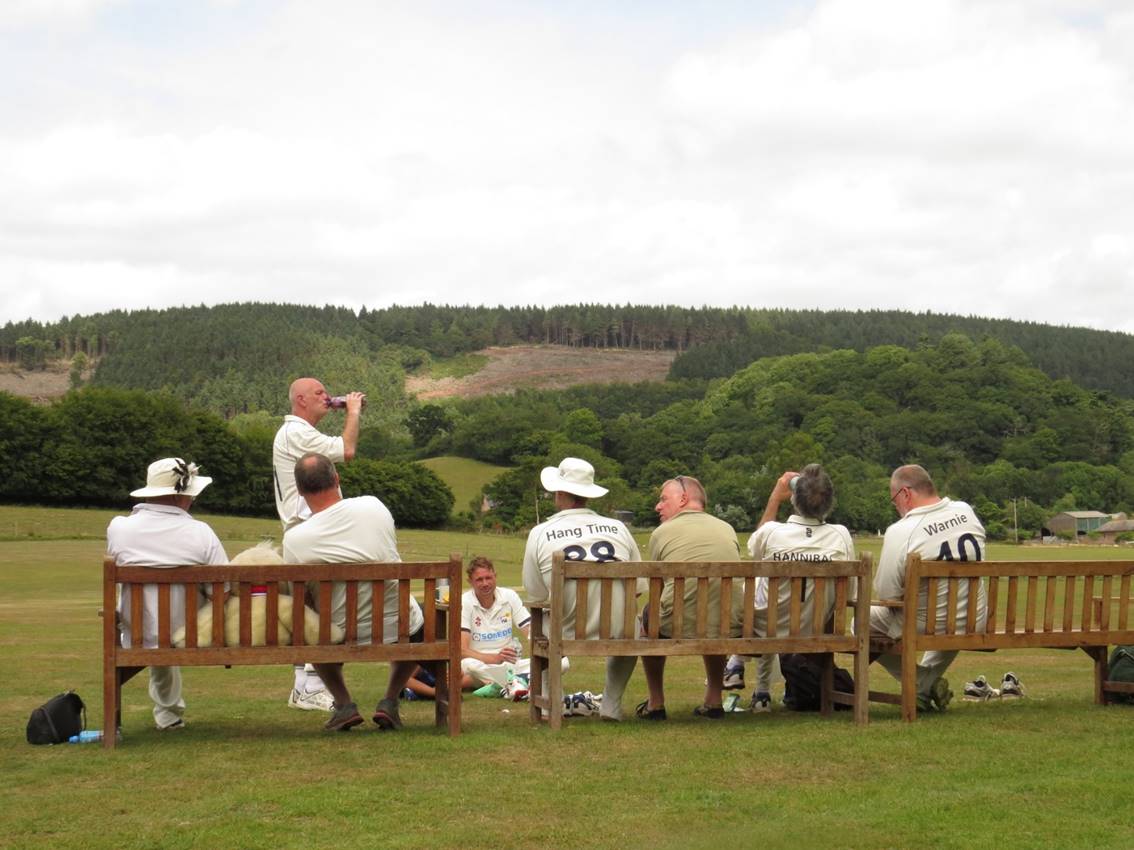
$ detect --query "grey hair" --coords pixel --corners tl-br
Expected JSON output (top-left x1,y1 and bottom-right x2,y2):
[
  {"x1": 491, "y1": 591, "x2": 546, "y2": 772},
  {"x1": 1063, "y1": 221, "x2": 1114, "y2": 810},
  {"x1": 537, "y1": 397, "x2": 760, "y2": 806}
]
[{"x1": 791, "y1": 463, "x2": 835, "y2": 520}]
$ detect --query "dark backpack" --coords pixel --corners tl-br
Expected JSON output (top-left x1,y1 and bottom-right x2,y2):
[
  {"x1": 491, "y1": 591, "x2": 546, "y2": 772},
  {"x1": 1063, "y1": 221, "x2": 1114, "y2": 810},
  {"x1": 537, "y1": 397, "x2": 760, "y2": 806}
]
[
  {"x1": 26, "y1": 691, "x2": 86, "y2": 745},
  {"x1": 780, "y1": 653, "x2": 855, "y2": 711},
  {"x1": 1107, "y1": 645, "x2": 1134, "y2": 704}
]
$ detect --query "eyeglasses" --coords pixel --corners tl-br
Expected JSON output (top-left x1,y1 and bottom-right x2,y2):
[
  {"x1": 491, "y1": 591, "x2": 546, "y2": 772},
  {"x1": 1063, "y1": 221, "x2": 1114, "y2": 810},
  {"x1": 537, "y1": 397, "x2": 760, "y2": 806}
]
[
  {"x1": 674, "y1": 475, "x2": 688, "y2": 494},
  {"x1": 889, "y1": 486, "x2": 908, "y2": 505}
]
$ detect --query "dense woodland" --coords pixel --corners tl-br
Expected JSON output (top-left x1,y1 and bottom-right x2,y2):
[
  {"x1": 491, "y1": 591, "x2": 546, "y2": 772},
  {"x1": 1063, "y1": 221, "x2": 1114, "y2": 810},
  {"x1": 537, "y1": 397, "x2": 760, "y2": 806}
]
[
  {"x1": 6, "y1": 302, "x2": 1134, "y2": 403},
  {"x1": 2, "y1": 304, "x2": 1133, "y2": 538}
]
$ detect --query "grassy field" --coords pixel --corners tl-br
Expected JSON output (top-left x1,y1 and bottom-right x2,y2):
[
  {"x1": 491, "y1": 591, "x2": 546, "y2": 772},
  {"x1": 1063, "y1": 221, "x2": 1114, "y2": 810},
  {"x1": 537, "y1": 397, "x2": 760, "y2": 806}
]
[
  {"x1": 418, "y1": 456, "x2": 510, "y2": 516},
  {"x1": 3, "y1": 506, "x2": 1134, "y2": 849}
]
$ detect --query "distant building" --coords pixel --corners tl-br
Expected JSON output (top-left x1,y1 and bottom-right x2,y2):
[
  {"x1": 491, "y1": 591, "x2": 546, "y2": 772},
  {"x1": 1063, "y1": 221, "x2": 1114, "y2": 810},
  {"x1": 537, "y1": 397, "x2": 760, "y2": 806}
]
[
  {"x1": 1044, "y1": 511, "x2": 1111, "y2": 538},
  {"x1": 1097, "y1": 515, "x2": 1134, "y2": 545}
]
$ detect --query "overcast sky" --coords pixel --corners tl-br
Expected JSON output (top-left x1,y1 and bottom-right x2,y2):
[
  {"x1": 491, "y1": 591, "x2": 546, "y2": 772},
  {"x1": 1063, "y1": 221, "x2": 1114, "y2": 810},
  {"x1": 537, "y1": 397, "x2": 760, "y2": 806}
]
[{"x1": 3, "y1": 0, "x2": 1133, "y2": 334}]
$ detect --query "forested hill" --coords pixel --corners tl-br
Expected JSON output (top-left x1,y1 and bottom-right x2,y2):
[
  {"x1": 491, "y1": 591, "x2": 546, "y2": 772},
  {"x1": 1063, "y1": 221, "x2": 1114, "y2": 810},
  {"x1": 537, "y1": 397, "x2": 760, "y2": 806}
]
[
  {"x1": 667, "y1": 309, "x2": 1134, "y2": 397},
  {"x1": 4, "y1": 303, "x2": 1134, "y2": 409}
]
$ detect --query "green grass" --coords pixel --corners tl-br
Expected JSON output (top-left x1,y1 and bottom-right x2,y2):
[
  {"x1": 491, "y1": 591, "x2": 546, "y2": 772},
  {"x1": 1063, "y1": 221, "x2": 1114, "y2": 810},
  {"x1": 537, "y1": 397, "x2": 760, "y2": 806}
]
[
  {"x1": 418, "y1": 456, "x2": 510, "y2": 515},
  {"x1": 420, "y1": 352, "x2": 489, "y2": 379},
  {"x1": 3, "y1": 506, "x2": 1134, "y2": 849}
]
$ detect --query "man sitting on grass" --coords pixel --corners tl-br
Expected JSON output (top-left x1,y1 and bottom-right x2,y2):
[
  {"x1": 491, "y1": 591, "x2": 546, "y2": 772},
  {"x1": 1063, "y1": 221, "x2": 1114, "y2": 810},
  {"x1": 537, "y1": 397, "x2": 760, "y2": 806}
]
[
  {"x1": 282, "y1": 451, "x2": 425, "y2": 731},
  {"x1": 107, "y1": 457, "x2": 228, "y2": 731},
  {"x1": 461, "y1": 555, "x2": 533, "y2": 700}
]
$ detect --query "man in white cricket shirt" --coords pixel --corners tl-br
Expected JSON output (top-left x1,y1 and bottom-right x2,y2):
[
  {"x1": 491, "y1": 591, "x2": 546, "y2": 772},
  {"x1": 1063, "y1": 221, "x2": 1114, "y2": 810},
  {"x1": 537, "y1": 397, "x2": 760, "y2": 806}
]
[
  {"x1": 273, "y1": 376, "x2": 364, "y2": 711},
  {"x1": 282, "y1": 452, "x2": 424, "y2": 732},
  {"x1": 461, "y1": 556, "x2": 533, "y2": 699},
  {"x1": 107, "y1": 457, "x2": 228, "y2": 730},
  {"x1": 522, "y1": 457, "x2": 644, "y2": 720},
  {"x1": 871, "y1": 464, "x2": 987, "y2": 712},
  {"x1": 732, "y1": 465, "x2": 855, "y2": 711}
]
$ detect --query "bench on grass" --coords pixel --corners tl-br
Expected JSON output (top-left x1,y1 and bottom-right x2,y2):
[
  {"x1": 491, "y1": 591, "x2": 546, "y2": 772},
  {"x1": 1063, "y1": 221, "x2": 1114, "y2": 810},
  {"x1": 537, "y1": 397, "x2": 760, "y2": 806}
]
[
  {"x1": 868, "y1": 554, "x2": 1134, "y2": 721},
  {"x1": 102, "y1": 555, "x2": 463, "y2": 748},
  {"x1": 528, "y1": 553, "x2": 873, "y2": 728}
]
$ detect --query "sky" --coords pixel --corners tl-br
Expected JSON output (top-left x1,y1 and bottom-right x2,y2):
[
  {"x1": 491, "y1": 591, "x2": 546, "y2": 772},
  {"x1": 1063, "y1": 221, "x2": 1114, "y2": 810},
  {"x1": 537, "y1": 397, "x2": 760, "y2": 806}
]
[{"x1": 2, "y1": 0, "x2": 1133, "y2": 333}]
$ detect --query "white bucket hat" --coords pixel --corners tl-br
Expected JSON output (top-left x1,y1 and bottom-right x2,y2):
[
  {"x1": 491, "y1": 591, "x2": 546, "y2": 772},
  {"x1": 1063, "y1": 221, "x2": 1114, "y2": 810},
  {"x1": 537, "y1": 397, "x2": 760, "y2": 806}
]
[
  {"x1": 130, "y1": 458, "x2": 212, "y2": 499},
  {"x1": 540, "y1": 457, "x2": 608, "y2": 499}
]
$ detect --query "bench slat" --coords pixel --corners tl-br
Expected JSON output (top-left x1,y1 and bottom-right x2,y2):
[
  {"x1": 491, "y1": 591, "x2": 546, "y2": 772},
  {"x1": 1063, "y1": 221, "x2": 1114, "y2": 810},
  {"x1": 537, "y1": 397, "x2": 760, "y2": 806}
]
[
  {"x1": 1081, "y1": 576, "x2": 1094, "y2": 632},
  {"x1": 788, "y1": 578, "x2": 802, "y2": 636},
  {"x1": 1024, "y1": 576, "x2": 1037, "y2": 634},
  {"x1": 1121, "y1": 575, "x2": 1131, "y2": 631},
  {"x1": 925, "y1": 577, "x2": 939, "y2": 636},
  {"x1": 695, "y1": 577, "x2": 709, "y2": 638},
  {"x1": 1005, "y1": 576, "x2": 1018, "y2": 634},
  {"x1": 671, "y1": 577, "x2": 685, "y2": 639},
  {"x1": 266, "y1": 584, "x2": 279, "y2": 647},
  {"x1": 157, "y1": 583, "x2": 171, "y2": 648},
  {"x1": 575, "y1": 577, "x2": 589, "y2": 641},
  {"x1": 743, "y1": 576, "x2": 756, "y2": 638},
  {"x1": 1062, "y1": 576, "x2": 1076, "y2": 633}
]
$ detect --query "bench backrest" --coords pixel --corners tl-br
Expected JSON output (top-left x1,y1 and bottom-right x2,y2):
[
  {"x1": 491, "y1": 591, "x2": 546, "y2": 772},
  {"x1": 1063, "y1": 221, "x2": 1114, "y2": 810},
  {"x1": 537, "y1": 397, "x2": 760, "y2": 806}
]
[
  {"x1": 103, "y1": 555, "x2": 462, "y2": 667},
  {"x1": 547, "y1": 553, "x2": 872, "y2": 657},
  {"x1": 904, "y1": 554, "x2": 1134, "y2": 647}
]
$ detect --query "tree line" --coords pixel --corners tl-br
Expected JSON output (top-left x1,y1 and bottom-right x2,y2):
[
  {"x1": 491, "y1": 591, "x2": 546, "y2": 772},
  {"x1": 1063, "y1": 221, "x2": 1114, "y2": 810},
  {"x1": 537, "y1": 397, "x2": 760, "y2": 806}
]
[
  {"x1": 424, "y1": 334, "x2": 1134, "y2": 539},
  {"x1": 6, "y1": 303, "x2": 1134, "y2": 403},
  {"x1": 0, "y1": 387, "x2": 453, "y2": 527}
]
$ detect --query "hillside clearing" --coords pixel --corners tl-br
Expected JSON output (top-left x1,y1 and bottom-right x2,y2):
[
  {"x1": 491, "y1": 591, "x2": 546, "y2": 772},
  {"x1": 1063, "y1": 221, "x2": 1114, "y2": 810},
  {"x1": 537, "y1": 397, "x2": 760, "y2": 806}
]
[{"x1": 405, "y1": 345, "x2": 676, "y2": 400}]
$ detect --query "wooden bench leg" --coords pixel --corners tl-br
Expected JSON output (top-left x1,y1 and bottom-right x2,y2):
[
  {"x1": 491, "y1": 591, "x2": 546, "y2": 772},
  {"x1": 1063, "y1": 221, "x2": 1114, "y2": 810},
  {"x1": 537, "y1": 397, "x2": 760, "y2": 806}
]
[
  {"x1": 818, "y1": 653, "x2": 834, "y2": 717},
  {"x1": 1083, "y1": 646, "x2": 1108, "y2": 705},
  {"x1": 529, "y1": 641, "x2": 547, "y2": 724},
  {"x1": 901, "y1": 643, "x2": 917, "y2": 722},
  {"x1": 547, "y1": 646, "x2": 563, "y2": 731}
]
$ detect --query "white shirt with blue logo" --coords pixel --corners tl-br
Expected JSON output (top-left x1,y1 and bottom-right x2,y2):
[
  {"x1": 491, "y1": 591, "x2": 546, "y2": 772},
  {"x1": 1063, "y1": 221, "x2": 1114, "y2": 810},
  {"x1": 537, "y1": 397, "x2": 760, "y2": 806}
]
[{"x1": 461, "y1": 587, "x2": 532, "y2": 654}]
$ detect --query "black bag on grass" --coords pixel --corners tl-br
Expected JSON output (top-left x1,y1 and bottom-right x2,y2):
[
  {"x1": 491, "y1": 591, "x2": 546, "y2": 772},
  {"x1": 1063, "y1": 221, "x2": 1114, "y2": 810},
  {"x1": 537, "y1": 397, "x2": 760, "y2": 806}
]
[
  {"x1": 780, "y1": 653, "x2": 855, "y2": 711},
  {"x1": 1107, "y1": 645, "x2": 1134, "y2": 704},
  {"x1": 27, "y1": 690, "x2": 86, "y2": 744}
]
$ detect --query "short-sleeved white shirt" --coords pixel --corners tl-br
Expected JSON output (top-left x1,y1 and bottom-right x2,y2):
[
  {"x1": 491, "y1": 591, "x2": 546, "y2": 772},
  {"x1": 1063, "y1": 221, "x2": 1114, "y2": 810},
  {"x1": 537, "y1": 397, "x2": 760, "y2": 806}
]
[
  {"x1": 283, "y1": 495, "x2": 423, "y2": 644},
  {"x1": 874, "y1": 497, "x2": 986, "y2": 631},
  {"x1": 461, "y1": 587, "x2": 531, "y2": 654},
  {"x1": 747, "y1": 515, "x2": 856, "y2": 606},
  {"x1": 521, "y1": 508, "x2": 643, "y2": 639},
  {"x1": 273, "y1": 415, "x2": 346, "y2": 530},
  {"x1": 107, "y1": 503, "x2": 229, "y2": 648}
]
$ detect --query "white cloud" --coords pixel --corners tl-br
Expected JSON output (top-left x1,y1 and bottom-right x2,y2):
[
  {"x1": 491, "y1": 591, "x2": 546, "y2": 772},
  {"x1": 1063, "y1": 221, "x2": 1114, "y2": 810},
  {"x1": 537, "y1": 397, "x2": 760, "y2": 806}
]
[{"x1": 2, "y1": 0, "x2": 1134, "y2": 335}]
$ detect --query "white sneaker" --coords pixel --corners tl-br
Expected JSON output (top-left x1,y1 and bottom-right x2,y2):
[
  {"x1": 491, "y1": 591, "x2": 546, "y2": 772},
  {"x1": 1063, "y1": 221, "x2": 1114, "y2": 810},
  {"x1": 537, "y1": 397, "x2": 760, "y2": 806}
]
[
  {"x1": 1000, "y1": 672, "x2": 1025, "y2": 698},
  {"x1": 563, "y1": 691, "x2": 600, "y2": 717},
  {"x1": 288, "y1": 687, "x2": 335, "y2": 712}
]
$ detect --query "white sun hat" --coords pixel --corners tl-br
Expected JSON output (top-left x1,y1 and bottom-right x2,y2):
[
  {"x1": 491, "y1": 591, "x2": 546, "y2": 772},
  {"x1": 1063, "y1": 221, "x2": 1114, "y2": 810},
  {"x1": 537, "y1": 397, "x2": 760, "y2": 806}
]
[
  {"x1": 540, "y1": 457, "x2": 608, "y2": 499},
  {"x1": 130, "y1": 458, "x2": 212, "y2": 499}
]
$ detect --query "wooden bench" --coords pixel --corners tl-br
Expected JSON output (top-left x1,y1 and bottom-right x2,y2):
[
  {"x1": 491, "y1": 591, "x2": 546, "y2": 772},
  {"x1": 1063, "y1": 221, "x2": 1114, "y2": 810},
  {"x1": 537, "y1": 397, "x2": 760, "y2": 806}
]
[
  {"x1": 102, "y1": 554, "x2": 463, "y2": 748},
  {"x1": 868, "y1": 554, "x2": 1134, "y2": 721},
  {"x1": 529, "y1": 553, "x2": 873, "y2": 728}
]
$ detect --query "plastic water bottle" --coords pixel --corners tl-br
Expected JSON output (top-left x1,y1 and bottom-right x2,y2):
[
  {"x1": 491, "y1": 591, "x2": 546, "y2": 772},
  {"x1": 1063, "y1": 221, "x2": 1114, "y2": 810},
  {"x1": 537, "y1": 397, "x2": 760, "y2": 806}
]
[{"x1": 68, "y1": 730, "x2": 103, "y2": 744}]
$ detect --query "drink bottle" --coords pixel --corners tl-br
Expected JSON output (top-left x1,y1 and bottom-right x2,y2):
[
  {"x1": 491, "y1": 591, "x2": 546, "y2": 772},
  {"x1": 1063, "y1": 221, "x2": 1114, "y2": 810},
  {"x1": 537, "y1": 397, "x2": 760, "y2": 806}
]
[
  {"x1": 68, "y1": 730, "x2": 103, "y2": 743},
  {"x1": 325, "y1": 395, "x2": 367, "y2": 409}
]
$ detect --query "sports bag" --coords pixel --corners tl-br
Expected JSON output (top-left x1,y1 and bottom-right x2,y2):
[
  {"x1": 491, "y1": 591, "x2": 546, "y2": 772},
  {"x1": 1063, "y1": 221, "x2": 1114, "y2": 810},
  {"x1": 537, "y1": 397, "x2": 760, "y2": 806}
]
[
  {"x1": 1107, "y1": 645, "x2": 1134, "y2": 704},
  {"x1": 780, "y1": 653, "x2": 855, "y2": 711},
  {"x1": 26, "y1": 690, "x2": 86, "y2": 745}
]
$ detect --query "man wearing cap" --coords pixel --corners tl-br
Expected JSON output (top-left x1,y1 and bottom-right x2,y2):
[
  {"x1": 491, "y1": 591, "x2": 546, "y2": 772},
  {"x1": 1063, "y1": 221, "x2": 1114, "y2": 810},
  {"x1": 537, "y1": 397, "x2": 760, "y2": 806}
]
[
  {"x1": 282, "y1": 452, "x2": 425, "y2": 732},
  {"x1": 522, "y1": 457, "x2": 643, "y2": 720},
  {"x1": 107, "y1": 458, "x2": 228, "y2": 731},
  {"x1": 273, "y1": 377, "x2": 364, "y2": 711},
  {"x1": 637, "y1": 475, "x2": 743, "y2": 720}
]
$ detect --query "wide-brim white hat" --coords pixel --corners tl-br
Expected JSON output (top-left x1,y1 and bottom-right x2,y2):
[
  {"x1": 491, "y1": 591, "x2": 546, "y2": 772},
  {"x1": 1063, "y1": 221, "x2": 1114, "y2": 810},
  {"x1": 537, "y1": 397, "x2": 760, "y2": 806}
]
[
  {"x1": 540, "y1": 457, "x2": 608, "y2": 499},
  {"x1": 130, "y1": 458, "x2": 212, "y2": 499}
]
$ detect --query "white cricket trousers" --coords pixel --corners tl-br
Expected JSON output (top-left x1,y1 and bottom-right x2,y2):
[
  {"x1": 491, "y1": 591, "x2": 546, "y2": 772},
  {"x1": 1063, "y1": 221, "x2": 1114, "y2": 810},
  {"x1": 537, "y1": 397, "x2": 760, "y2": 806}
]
[{"x1": 149, "y1": 665, "x2": 185, "y2": 729}]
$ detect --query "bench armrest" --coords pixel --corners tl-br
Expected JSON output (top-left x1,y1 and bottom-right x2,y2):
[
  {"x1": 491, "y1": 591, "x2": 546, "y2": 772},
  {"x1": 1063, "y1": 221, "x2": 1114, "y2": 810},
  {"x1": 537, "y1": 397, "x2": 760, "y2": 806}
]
[{"x1": 872, "y1": 598, "x2": 903, "y2": 609}]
